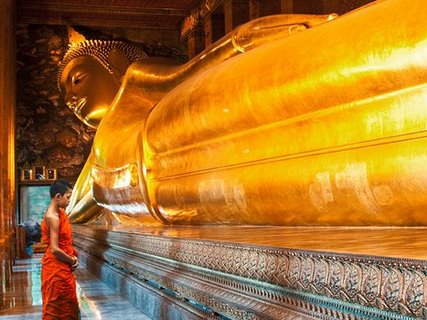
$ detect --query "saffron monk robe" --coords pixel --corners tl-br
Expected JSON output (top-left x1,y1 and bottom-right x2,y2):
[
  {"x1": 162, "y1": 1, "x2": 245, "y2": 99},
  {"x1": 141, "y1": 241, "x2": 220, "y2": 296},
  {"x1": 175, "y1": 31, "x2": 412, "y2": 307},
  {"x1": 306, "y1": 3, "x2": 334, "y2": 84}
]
[{"x1": 41, "y1": 180, "x2": 80, "y2": 319}]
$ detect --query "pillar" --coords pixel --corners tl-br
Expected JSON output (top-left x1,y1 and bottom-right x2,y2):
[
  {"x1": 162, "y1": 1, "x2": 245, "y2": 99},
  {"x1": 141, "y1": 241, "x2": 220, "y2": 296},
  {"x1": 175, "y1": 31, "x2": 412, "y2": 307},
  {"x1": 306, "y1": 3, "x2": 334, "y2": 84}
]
[
  {"x1": 322, "y1": 0, "x2": 340, "y2": 14},
  {"x1": 281, "y1": 0, "x2": 294, "y2": 13},
  {"x1": 187, "y1": 24, "x2": 206, "y2": 59},
  {"x1": 224, "y1": 0, "x2": 250, "y2": 33},
  {"x1": 0, "y1": 0, "x2": 17, "y2": 308}
]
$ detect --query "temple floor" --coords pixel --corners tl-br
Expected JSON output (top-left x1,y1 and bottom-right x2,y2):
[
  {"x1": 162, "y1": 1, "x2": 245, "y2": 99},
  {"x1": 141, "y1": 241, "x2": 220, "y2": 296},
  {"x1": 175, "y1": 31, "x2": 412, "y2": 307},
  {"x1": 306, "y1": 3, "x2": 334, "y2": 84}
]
[{"x1": 0, "y1": 254, "x2": 151, "y2": 320}]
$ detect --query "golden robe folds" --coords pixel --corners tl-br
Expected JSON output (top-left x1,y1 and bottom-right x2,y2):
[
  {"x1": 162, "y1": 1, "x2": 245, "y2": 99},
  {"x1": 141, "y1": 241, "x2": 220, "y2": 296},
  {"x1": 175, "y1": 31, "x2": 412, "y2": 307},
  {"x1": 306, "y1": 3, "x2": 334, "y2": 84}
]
[{"x1": 64, "y1": 0, "x2": 427, "y2": 226}]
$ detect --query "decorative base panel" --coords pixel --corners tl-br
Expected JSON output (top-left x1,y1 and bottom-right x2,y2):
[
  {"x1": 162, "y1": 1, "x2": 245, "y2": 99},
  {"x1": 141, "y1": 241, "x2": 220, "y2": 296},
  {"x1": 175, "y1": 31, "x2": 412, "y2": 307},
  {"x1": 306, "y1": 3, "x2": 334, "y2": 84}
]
[{"x1": 73, "y1": 226, "x2": 427, "y2": 320}]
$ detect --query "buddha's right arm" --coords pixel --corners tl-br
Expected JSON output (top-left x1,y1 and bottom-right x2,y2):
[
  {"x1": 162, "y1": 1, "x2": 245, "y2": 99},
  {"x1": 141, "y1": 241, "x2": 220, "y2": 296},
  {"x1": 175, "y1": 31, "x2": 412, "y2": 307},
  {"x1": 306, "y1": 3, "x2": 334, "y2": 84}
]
[
  {"x1": 68, "y1": 191, "x2": 103, "y2": 224},
  {"x1": 67, "y1": 152, "x2": 103, "y2": 223},
  {"x1": 124, "y1": 13, "x2": 336, "y2": 105}
]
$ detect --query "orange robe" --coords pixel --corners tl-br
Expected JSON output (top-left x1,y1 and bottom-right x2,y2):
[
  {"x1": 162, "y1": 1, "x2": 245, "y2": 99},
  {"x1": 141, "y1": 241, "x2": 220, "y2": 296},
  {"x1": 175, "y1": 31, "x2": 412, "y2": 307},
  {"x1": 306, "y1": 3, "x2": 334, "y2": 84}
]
[{"x1": 41, "y1": 208, "x2": 79, "y2": 319}]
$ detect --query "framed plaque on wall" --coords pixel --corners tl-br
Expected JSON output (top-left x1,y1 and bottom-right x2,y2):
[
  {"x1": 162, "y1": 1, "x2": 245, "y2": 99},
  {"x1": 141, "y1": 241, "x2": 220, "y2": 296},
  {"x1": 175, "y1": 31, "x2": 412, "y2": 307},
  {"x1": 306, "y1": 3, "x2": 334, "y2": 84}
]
[
  {"x1": 33, "y1": 166, "x2": 46, "y2": 180},
  {"x1": 46, "y1": 168, "x2": 57, "y2": 180},
  {"x1": 20, "y1": 168, "x2": 34, "y2": 181}
]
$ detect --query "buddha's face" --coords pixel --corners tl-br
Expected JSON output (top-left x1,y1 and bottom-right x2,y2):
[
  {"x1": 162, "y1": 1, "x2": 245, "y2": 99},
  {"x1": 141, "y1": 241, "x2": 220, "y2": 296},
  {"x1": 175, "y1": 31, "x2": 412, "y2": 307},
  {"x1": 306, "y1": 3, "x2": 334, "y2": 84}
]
[{"x1": 60, "y1": 56, "x2": 120, "y2": 128}]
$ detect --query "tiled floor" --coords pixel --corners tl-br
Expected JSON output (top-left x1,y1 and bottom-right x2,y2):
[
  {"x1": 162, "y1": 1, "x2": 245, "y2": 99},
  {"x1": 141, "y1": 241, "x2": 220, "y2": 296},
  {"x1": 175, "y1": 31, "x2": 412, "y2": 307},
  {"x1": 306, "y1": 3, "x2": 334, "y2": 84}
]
[{"x1": 0, "y1": 254, "x2": 151, "y2": 319}]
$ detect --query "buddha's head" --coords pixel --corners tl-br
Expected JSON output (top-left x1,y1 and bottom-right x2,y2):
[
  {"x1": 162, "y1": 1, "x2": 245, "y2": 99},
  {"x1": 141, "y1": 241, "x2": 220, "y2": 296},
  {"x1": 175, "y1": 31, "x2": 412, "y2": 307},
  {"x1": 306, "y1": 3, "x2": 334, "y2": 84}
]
[{"x1": 58, "y1": 40, "x2": 146, "y2": 128}]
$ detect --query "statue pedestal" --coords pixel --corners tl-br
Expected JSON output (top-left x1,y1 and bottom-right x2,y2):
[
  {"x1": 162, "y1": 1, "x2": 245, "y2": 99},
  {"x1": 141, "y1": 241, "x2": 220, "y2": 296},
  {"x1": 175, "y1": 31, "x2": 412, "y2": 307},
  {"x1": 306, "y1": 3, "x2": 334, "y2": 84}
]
[{"x1": 73, "y1": 225, "x2": 427, "y2": 319}]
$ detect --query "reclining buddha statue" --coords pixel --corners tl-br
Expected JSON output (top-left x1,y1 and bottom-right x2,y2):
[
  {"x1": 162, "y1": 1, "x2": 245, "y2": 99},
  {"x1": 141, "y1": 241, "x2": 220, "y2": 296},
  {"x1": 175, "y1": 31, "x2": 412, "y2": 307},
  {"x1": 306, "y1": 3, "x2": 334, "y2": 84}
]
[{"x1": 59, "y1": 0, "x2": 427, "y2": 226}]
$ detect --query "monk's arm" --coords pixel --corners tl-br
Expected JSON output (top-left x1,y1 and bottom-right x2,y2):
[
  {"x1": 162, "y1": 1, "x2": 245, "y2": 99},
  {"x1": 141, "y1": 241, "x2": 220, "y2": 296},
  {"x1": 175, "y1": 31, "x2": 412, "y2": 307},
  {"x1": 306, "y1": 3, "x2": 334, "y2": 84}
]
[{"x1": 47, "y1": 215, "x2": 78, "y2": 267}]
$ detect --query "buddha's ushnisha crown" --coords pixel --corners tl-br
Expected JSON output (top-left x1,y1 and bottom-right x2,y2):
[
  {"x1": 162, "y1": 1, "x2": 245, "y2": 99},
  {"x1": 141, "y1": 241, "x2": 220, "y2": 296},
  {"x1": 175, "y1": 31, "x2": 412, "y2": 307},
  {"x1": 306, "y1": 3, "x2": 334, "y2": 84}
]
[{"x1": 57, "y1": 27, "x2": 147, "y2": 92}]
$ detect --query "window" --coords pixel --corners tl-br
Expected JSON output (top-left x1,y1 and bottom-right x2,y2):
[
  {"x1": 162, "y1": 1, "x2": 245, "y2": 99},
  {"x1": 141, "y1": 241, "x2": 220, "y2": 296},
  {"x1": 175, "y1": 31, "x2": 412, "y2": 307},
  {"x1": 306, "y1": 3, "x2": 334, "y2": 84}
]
[{"x1": 19, "y1": 185, "x2": 50, "y2": 224}]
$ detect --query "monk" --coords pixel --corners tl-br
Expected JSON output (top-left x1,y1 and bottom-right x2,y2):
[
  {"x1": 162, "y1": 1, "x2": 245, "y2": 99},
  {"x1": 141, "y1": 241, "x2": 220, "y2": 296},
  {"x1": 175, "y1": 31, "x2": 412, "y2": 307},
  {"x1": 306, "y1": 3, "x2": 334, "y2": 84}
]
[{"x1": 41, "y1": 179, "x2": 79, "y2": 319}]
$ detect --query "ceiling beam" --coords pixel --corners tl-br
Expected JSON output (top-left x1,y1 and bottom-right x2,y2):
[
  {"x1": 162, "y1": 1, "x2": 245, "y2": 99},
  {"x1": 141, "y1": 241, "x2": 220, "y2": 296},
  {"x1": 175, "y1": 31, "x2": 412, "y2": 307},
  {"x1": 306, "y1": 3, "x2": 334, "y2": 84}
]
[{"x1": 17, "y1": 0, "x2": 190, "y2": 29}]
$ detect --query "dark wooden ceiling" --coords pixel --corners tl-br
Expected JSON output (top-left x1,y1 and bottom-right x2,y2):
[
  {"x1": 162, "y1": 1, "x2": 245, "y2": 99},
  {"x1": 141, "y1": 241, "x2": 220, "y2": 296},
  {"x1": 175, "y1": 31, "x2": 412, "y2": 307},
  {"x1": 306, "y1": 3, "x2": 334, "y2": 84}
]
[{"x1": 17, "y1": 0, "x2": 201, "y2": 30}]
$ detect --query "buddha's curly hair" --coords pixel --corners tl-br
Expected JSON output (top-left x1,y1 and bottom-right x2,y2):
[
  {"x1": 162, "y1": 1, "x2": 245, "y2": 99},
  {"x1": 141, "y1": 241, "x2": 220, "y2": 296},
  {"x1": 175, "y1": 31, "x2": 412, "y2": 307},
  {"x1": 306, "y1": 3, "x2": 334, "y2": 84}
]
[{"x1": 57, "y1": 40, "x2": 147, "y2": 92}]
